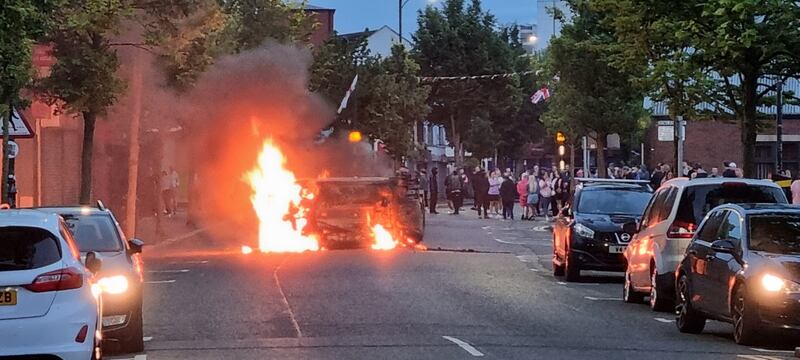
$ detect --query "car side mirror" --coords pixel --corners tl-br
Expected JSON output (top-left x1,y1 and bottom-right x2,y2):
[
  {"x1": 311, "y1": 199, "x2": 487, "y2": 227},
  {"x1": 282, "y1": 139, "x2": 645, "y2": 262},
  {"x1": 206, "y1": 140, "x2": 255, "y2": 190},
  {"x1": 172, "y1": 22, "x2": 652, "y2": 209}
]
[
  {"x1": 622, "y1": 222, "x2": 639, "y2": 234},
  {"x1": 710, "y1": 239, "x2": 736, "y2": 253},
  {"x1": 128, "y1": 239, "x2": 144, "y2": 254},
  {"x1": 85, "y1": 251, "x2": 102, "y2": 273}
]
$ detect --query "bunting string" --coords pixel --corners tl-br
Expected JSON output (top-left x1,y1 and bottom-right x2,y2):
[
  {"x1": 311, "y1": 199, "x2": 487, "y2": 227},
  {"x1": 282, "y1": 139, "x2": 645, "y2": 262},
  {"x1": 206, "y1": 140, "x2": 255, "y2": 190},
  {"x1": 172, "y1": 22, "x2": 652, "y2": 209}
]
[{"x1": 419, "y1": 70, "x2": 537, "y2": 83}]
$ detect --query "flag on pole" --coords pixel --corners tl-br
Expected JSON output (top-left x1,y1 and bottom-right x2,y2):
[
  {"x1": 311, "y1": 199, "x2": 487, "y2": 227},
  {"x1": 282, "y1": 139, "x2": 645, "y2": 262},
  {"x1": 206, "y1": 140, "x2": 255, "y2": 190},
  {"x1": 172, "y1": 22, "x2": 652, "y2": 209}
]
[
  {"x1": 530, "y1": 86, "x2": 550, "y2": 104},
  {"x1": 337, "y1": 74, "x2": 359, "y2": 114}
]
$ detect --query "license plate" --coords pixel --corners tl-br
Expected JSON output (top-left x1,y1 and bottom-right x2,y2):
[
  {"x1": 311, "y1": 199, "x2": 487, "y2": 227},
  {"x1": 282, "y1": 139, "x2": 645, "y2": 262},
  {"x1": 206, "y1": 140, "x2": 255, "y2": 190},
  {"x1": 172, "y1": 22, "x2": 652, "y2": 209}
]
[
  {"x1": 609, "y1": 245, "x2": 627, "y2": 254},
  {"x1": 0, "y1": 289, "x2": 17, "y2": 306}
]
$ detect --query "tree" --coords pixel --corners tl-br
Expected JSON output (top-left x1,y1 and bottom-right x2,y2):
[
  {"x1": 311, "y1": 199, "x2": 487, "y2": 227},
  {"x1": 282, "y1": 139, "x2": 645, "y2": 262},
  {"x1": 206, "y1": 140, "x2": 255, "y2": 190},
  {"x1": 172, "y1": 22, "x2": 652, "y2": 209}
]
[
  {"x1": 598, "y1": 0, "x2": 800, "y2": 176},
  {"x1": 541, "y1": 0, "x2": 647, "y2": 178},
  {"x1": 37, "y1": 0, "x2": 214, "y2": 203},
  {"x1": 311, "y1": 37, "x2": 430, "y2": 160},
  {"x1": 413, "y1": 0, "x2": 522, "y2": 165},
  {"x1": 0, "y1": 0, "x2": 55, "y2": 201}
]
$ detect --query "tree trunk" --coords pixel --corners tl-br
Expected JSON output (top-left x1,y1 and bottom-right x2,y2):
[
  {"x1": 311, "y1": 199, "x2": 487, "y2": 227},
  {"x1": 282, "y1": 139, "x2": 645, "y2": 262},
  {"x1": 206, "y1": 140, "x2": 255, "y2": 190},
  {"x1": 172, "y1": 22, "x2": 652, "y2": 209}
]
[
  {"x1": 2, "y1": 103, "x2": 11, "y2": 203},
  {"x1": 80, "y1": 111, "x2": 96, "y2": 204},
  {"x1": 125, "y1": 50, "x2": 144, "y2": 237},
  {"x1": 741, "y1": 71, "x2": 759, "y2": 178},
  {"x1": 596, "y1": 133, "x2": 607, "y2": 178},
  {"x1": 450, "y1": 113, "x2": 464, "y2": 166}
]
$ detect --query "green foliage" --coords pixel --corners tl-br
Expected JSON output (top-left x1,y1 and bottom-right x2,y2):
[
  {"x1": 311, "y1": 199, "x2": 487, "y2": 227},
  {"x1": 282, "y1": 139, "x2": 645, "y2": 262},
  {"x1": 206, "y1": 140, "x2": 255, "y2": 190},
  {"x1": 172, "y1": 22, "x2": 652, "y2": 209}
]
[
  {"x1": 219, "y1": 0, "x2": 316, "y2": 52},
  {"x1": 311, "y1": 38, "x2": 431, "y2": 160},
  {"x1": 542, "y1": 0, "x2": 647, "y2": 176},
  {"x1": 597, "y1": 0, "x2": 800, "y2": 176},
  {"x1": 413, "y1": 0, "x2": 528, "y2": 163}
]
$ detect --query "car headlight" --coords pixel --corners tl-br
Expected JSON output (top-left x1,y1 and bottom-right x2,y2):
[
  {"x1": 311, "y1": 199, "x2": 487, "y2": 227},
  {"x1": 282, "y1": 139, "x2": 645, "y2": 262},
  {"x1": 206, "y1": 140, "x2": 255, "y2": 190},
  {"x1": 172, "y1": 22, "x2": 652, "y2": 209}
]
[
  {"x1": 761, "y1": 274, "x2": 800, "y2": 293},
  {"x1": 573, "y1": 223, "x2": 595, "y2": 239},
  {"x1": 97, "y1": 275, "x2": 129, "y2": 295}
]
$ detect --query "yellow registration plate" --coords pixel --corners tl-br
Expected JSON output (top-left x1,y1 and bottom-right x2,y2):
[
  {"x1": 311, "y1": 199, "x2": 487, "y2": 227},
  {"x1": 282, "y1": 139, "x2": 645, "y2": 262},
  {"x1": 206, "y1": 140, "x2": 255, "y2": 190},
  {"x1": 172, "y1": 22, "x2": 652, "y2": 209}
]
[{"x1": 0, "y1": 289, "x2": 17, "y2": 306}]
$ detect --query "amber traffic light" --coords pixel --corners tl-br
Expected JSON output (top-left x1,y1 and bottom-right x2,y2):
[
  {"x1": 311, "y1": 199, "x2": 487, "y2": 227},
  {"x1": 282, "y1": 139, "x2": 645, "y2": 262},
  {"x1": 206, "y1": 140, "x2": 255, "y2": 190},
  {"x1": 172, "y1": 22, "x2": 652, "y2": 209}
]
[
  {"x1": 555, "y1": 131, "x2": 566, "y2": 144},
  {"x1": 348, "y1": 131, "x2": 363, "y2": 143}
]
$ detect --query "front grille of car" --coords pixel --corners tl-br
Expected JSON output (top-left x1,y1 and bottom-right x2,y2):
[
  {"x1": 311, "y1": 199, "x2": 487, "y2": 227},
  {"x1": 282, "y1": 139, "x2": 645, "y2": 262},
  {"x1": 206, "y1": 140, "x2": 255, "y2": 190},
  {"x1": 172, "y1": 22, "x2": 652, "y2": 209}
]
[{"x1": 599, "y1": 232, "x2": 633, "y2": 245}]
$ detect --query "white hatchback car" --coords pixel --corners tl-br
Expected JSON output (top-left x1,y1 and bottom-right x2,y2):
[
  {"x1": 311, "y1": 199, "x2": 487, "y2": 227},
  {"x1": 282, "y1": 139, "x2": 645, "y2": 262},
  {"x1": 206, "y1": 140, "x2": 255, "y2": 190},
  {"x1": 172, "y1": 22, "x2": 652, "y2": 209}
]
[
  {"x1": 623, "y1": 177, "x2": 787, "y2": 311},
  {"x1": 0, "y1": 210, "x2": 103, "y2": 360}
]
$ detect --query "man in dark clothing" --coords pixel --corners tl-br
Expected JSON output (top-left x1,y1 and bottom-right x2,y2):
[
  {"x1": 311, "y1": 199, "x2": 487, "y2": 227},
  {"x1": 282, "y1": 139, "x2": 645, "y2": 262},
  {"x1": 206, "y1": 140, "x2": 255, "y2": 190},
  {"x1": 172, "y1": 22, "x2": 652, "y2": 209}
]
[
  {"x1": 429, "y1": 168, "x2": 439, "y2": 214},
  {"x1": 446, "y1": 170, "x2": 465, "y2": 214},
  {"x1": 499, "y1": 175, "x2": 518, "y2": 220},
  {"x1": 473, "y1": 168, "x2": 490, "y2": 218},
  {"x1": 722, "y1": 161, "x2": 738, "y2": 178},
  {"x1": 650, "y1": 163, "x2": 664, "y2": 189}
]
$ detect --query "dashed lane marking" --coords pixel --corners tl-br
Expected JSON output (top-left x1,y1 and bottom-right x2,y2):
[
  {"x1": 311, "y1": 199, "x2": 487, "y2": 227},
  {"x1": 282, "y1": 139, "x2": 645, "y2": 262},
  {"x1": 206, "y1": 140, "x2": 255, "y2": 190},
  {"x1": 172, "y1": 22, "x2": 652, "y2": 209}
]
[
  {"x1": 557, "y1": 281, "x2": 599, "y2": 286},
  {"x1": 147, "y1": 269, "x2": 189, "y2": 273},
  {"x1": 145, "y1": 280, "x2": 176, "y2": 284},
  {"x1": 738, "y1": 355, "x2": 782, "y2": 360},
  {"x1": 654, "y1": 317, "x2": 674, "y2": 323},
  {"x1": 143, "y1": 336, "x2": 153, "y2": 342},
  {"x1": 751, "y1": 348, "x2": 796, "y2": 354},
  {"x1": 442, "y1": 336, "x2": 485, "y2": 357},
  {"x1": 584, "y1": 296, "x2": 621, "y2": 301}
]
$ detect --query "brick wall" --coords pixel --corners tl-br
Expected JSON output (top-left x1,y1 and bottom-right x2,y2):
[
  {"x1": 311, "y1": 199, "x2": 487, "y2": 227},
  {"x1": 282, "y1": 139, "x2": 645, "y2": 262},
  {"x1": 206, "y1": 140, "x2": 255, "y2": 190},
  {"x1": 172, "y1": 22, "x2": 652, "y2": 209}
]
[{"x1": 306, "y1": 9, "x2": 334, "y2": 48}]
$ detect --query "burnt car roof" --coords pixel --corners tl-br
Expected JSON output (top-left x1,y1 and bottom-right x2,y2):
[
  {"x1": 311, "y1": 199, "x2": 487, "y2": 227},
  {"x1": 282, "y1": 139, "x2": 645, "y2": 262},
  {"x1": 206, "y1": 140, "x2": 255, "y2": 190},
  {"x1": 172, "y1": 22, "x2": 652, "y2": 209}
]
[{"x1": 309, "y1": 177, "x2": 393, "y2": 184}]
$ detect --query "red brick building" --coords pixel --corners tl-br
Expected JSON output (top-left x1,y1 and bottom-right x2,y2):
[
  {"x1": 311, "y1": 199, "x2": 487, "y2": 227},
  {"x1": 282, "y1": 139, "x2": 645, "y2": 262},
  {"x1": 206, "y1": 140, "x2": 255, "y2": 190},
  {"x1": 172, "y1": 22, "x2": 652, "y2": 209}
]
[{"x1": 303, "y1": 4, "x2": 335, "y2": 48}]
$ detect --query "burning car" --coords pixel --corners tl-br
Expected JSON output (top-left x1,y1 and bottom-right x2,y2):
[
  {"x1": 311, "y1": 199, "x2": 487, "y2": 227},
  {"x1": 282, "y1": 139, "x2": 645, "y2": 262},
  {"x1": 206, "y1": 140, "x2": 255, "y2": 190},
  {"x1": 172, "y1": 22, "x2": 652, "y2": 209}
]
[{"x1": 302, "y1": 177, "x2": 424, "y2": 249}]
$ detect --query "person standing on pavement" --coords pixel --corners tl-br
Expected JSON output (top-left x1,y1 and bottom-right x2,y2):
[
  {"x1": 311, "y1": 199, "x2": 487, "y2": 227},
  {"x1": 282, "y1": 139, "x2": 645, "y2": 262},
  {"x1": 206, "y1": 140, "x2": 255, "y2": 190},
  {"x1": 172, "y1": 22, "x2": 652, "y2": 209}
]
[
  {"x1": 446, "y1": 170, "x2": 465, "y2": 214},
  {"x1": 487, "y1": 170, "x2": 502, "y2": 217},
  {"x1": 161, "y1": 170, "x2": 174, "y2": 215},
  {"x1": 650, "y1": 163, "x2": 664, "y2": 189},
  {"x1": 429, "y1": 167, "x2": 439, "y2": 214},
  {"x1": 539, "y1": 171, "x2": 555, "y2": 222},
  {"x1": 169, "y1": 167, "x2": 179, "y2": 214},
  {"x1": 500, "y1": 174, "x2": 518, "y2": 220},
  {"x1": 517, "y1": 172, "x2": 529, "y2": 220},
  {"x1": 473, "y1": 168, "x2": 490, "y2": 219},
  {"x1": 419, "y1": 168, "x2": 429, "y2": 210},
  {"x1": 722, "y1": 162, "x2": 738, "y2": 178},
  {"x1": 526, "y1": 172, "x2": 539, "y2": 221},
  {"x1": 791, "y1": 175, "x2": 800, "y2": 205}
]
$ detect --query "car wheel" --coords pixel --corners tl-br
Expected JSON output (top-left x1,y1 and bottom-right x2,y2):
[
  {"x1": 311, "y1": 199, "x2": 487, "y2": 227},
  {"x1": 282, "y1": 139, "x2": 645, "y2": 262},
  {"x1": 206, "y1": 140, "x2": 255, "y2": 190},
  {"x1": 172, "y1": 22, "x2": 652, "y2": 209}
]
[
  {"x1": 623, "y1": 269, "x2": 645, "y2": 304},
  {"x1": 732, "y1": 285, "x2": 761, "y2": 345},
  {"x1": 649, "y1": 266, "x2": 672, "y2": 312},
  {"x1": 118, "y1": 305, "x2": 145, "y2": 354},
  {"x1": 675, "y1": 274, "x2": 706, "y2": 334},
  {"x1": 564, "y1": 249, "x2": 580, "y2": 282}
]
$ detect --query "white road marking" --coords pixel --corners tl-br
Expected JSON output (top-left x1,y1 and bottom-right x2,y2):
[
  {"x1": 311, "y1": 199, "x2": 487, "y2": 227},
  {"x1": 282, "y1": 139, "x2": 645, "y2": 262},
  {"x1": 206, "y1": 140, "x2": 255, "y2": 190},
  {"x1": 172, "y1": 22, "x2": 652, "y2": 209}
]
[
  {"x1": 481, "y1": 226, "x2": 490, "y2": 230},
  {"x1": 143, "y1": 336, "x2": 153, "y2": 342},
  {"x1": 751, "y1": 348, "x2": 796, "y2": 354},
  {"x1": 134, "y1": 355, "x2": 148, "y2": 360},
  {"x1": 442, "y1": 336, "x2": 484, "y2": 357},
  {"x1": 494, "y1": 238, "x2": 526, "y2": 245},
  {"x1": 584, "y1": 296, "x2": 621, "y2": 301},
  {"x1": 532, "y1": 226, "x2": 552, "y2": 232},
  {"x1": 557, "y1": 282, "x2": 598, "y2": 286},
  {"x1": 529, "y1": 268, "x2": 541, "y2": 272},
  {"x1": 145, "y1": 280, "x2": 176, "y2": 284},
  {"x1": 147, "y1": 269, "x2": 190, "y2": 273},
  {"x1": 653, "y1": 317, "x2": 674, "y2": 323},
  {"x1": 170, "y1": 260, "x2": 208, "y2": 265},
  {"x1": 516, "y1": 255, "x2": 537, "y2": 262},
  {"x1": 738, "y1": 355, "x2": 782, "y2": 360},
  {"x1": 274, "y1": 260, "x2": 302, "y2": 338}
]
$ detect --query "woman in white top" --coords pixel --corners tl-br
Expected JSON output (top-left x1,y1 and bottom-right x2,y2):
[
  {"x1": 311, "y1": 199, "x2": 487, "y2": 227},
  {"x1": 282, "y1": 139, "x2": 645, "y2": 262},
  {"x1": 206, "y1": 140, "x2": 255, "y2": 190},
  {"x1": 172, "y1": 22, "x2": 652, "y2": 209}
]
[{"x1": 538, "y1": 171, "x2": 555, "y2": 221}]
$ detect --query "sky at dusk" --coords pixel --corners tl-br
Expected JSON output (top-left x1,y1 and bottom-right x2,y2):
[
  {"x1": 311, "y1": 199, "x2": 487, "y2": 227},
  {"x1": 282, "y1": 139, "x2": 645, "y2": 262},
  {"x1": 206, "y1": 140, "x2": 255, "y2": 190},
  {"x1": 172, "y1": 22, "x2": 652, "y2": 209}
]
[{"x1": 309, "y1": 0, "x2": 539, "y2": 39}]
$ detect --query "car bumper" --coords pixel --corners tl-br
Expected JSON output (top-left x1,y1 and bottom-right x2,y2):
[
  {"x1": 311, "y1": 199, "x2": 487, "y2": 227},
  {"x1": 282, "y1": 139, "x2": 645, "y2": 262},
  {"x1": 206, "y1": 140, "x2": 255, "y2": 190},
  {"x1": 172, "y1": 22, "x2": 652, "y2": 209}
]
[
  {"x1": 0, "y1": 299, "x2": 97, "y2": 358},
  {"x1": 570, "y1": 247, "x2": 627, "y2": 272},
  {"x1": 101, "y1": 287, "x2": 142, "y2": 337},
  {"x1": 757, "y1": 293, "x2": 800, "y2": 330}
]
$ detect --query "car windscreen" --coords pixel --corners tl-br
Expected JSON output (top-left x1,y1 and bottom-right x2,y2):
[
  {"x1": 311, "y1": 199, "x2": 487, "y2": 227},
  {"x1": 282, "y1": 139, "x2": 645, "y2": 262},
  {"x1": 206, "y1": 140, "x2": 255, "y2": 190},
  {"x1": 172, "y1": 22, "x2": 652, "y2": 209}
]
[
  {"x1": 317, "y1": 184, "x2": 392, "y2": 206},
  {"x1": 0, "y1": 227, "x2": 61, "y2": 271},
  {"x1": 63, "y1": 215, "x2": 123, "y2": 252},
  {"x1": 674, "y1": 184, "x2": 787, "y2": 225},
  {"x1": 749, "y1": 214, "x2": 800, "y2": 255},
  {"x1": 576, "y1": 189, "x2": 652, "y2": 215}
]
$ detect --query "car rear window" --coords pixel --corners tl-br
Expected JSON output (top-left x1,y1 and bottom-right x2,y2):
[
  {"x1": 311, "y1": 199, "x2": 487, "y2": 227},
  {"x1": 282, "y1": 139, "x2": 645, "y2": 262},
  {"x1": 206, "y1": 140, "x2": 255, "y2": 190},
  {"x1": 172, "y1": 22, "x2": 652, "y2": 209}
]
[
  {"x1": 577, "y1": 189, "x2": 653, "y2": 215},
  {"x1": 63, "y1": 214, "x2": 123, "y2": 252},
  {"x1": 675, "y1": 184, "x2": 787, "y2": 225},
  {"x1": 0, "y1": 227, "x2": 62, "y2": 271}
]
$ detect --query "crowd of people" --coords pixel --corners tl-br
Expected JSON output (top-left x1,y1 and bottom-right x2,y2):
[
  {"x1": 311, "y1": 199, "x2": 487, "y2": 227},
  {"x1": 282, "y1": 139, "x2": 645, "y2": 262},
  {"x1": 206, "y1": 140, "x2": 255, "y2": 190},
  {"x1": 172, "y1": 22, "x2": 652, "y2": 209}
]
[{"x1": 422, "y1": 165, "x2": 570, "y2": 221}]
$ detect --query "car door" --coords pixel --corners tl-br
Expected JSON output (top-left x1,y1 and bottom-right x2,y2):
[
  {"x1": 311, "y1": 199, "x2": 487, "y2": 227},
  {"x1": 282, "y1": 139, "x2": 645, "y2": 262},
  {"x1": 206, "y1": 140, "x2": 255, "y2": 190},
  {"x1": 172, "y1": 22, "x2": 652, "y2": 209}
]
[
  {"x1": 689, "y1": 209, "x2": 727, "y2": 312},
  {"x1": 630, "y1": 187, "x2": 670, "y2": 286},
  {"x1": 705, "y1": 210, "x2": 744, "y2": 316}
]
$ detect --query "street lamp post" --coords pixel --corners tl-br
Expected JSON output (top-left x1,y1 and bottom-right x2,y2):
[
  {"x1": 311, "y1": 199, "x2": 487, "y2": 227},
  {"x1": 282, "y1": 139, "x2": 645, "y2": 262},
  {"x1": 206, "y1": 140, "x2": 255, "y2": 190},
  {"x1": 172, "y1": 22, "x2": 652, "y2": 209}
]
[{"x1": 399, "y1": 0, "x2": 411, "y2": 44}]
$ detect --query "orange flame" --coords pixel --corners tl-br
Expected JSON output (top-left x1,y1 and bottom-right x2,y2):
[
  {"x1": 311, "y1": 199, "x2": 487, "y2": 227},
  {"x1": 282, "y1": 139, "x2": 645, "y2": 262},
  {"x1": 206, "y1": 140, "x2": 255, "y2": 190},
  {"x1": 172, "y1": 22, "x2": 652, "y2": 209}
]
[
  {"x1": 371, "y1": 224, "x2": 397, "y2": 250},
  {"x1": 245, "y1": 140, "x2": 319, "y2": 253}
]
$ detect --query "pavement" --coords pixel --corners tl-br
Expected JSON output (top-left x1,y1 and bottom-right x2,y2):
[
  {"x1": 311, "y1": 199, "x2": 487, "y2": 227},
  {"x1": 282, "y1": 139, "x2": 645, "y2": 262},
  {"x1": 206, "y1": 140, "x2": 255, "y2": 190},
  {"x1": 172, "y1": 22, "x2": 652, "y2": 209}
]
[{"x1": 109, "y1": 205, "x2": 799, "y2": 360}]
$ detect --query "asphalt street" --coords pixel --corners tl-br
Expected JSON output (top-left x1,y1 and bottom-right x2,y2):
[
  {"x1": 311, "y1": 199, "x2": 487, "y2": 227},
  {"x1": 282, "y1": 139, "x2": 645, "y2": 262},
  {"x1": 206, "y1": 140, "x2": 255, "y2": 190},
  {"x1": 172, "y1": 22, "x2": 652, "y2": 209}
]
[{"x1": 110, "y1": 207, "x2": 799, "y2": 360}]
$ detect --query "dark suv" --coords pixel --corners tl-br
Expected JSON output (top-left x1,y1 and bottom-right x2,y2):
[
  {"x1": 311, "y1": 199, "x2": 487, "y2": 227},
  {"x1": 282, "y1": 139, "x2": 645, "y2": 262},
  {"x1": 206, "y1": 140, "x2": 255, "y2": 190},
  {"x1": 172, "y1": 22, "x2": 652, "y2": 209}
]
[
  {"x1": 676, "y1": 204, "x2": 800, "y2": 345},
  {"x1": 552, "y1": 179, "x2": 653, "y2": 281},
  {"x1": 37, "y1": 202, "x2": 145, "y2": 353}
]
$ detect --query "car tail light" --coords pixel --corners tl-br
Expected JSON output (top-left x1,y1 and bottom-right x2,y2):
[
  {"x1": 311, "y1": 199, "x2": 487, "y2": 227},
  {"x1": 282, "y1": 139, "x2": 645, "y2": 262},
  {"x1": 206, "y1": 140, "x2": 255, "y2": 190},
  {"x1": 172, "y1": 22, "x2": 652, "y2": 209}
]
[
  {"x1": 23, "y1": 267, "x2": 83, "y2": 292},
  {"x1": 667, "y1": 221, "x2": 696, "y2": 238},
  {"x1": 75, "y1": 324, "x2": 89, "y2": 343}
]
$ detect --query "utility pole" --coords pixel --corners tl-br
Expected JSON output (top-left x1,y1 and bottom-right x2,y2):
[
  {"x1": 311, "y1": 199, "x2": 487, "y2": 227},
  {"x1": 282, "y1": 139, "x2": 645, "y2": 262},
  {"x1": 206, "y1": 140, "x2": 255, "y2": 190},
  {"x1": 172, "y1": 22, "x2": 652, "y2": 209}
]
[
  {"x1": 582, "y1": 136, "x2": 589, "y2": 176},
  {"x1": 675, "y1": 115, "x2": 685, "y2": 177},
  {"x1": 125, "y1": 49, "x2": 144, "y2": 237},
  {"x1": 2, "y1": 101, "x2": 11, "y2": 203},
  {"x1": 776, "y1": 79, "x2": 784, "y2": 173}
]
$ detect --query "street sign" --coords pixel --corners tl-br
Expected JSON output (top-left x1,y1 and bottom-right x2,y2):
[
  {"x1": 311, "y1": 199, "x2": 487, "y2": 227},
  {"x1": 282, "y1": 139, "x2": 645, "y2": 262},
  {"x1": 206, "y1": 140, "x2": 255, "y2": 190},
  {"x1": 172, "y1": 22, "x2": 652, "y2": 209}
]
[
  {"x1": 0, "y1": 108, "x2": 34, "y2": 138},
  {"x1": 658, "y1": 125, "x2": 673, "y2": 141},
  {"x1": 657, "y1": 120, "x2": 674, "y2": 126},
  {"x1": 7, "y1": 141, "x2": 18, "y2": 159}
]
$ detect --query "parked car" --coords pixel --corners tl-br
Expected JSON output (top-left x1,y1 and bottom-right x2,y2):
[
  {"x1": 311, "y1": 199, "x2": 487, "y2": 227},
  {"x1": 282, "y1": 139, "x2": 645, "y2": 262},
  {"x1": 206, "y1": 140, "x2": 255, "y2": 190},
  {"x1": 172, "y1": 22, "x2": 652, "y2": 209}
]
[
  {"x1": 0, "y1": 210, "x2": 103, "y2": 360},
  {"x1": 623, "y1": 178, "x2": 788, "y2": 311},
  {"x1": 676, "y1": 204, "x2": 800, "y2": 345},
  {"x1": 552, "y1": 178, "x2": 653, "y2": 282},
  {"x1": 38, "y1": 202, "x2": 145, "y2": 354}
]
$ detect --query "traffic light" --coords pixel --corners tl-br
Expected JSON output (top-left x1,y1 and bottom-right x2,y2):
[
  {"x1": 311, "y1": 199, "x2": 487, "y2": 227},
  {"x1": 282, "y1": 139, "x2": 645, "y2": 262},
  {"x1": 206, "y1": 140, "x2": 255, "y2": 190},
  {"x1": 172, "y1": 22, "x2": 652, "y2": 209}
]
[
  {"x1": 558, "y1": 145, "x2": 565, "y2": 156},
  {"x1": 348, "y1": 131, "x2": 362, "y2": 143},
  {"x1": 555, "y1": 131, "x2": 566, "y2": 144}
]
